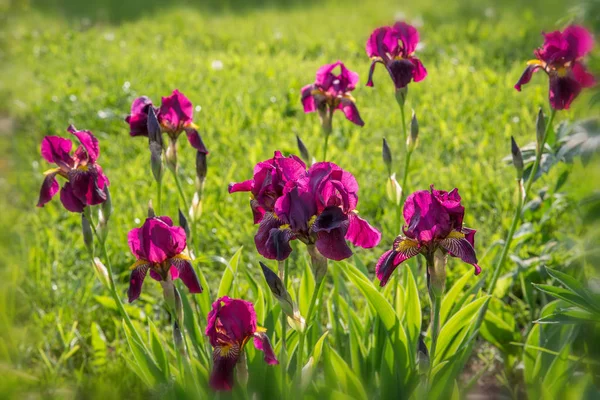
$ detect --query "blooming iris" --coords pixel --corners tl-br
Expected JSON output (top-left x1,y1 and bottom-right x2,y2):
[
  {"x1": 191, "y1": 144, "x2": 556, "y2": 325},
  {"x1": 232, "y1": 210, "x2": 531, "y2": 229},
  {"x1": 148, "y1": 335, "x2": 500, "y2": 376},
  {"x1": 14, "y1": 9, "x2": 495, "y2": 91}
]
[
  {"x1": 301, "y1": 61, "x2": 364, "y2": 126},
  {"x1": 230, "y1": 154, "x2": 381, "y2": 261},
  {"x1": 125, "y1": 89, "x2": 208, "y2": 153},
  {"x1": 127, "y1": 216, "x2": 202, "y2": 302},
  {"x1": 206, "y1": 296, "x2": 278, "y2": 391},
  {"x1": 376, "y1": 186, "x2": 480, "y2": 286},
  {"x1": 366, "y1": 22, "x2": 427, "y2": 90},
  {"x1": 515, "y1": 25, "x2": 595, "y2": 110},
  {"x1": 37, "y1": 125, "x2": 110, "y2": 213}
]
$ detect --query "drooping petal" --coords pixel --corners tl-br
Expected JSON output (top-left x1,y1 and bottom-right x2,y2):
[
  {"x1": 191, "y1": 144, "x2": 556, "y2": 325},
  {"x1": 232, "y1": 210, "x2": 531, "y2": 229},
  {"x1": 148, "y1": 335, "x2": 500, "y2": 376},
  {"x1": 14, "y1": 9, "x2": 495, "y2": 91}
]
[
  {"x1": 160, "y1": 89, "x2": 193, "y2": 128},
  {"x1": 209, "y1": 344, "x2": 241, "y2": 391},
  {"x1": 59, "y1": 181, "x2": 85, "y2": 213},
  {"x1": 315, "y1": 227, "x2": 353, "y2": 261},
  {"x1": 338, "y1": 98, "x2": 364, "y2": 127},
  {"x1": 375, "y1": 237, "x2": 420, "y2": 286},
  {"x1": 301, "y1": 84, "x2": 317, "y2": 113},
  {"x1": 366, "y1": 60, "x2": 379, "y2": 87},
  {"x1": 185, "y1": 127, "x2": 209, "y2": 154},
  {"x1": 572, "y1": 62, "x2": 596, "y2": 88},
  {"x1": 393, "y1": 21, "x2": 419, "y2": 55},
  {"x1": 127, "y1": 262, "x2": 150, "y2": 303},
  {"x1": 514, "y1": 64, "x2": 542, "y2": 91},
  {"x1": 549, "y1": 74, "x2": 582, "y2": 110},
  {"x1": 40, "y1": 136, "x2": 73, "y2": 168},
  {"x1": 253, "y1": 330, "x2": 279, "y2": 365},
  {"x1": 68, "y1": 125, "x2": 100, "y2": 164},
  {"x1": 410, "y1": 57, "x2": 427, "y2": 82},
  {"x1": 228, "y1": 179, "x2": 253, "y2": 194},
  {"x1": 312, "y1": 206, "x2": 348, "y2": 233},
  {"x1": 254, "y1": 213, "x2": 294, "y2": 260},
  {"x1": 345, "y1": 213, "x2": 381, "y2": 248},
  {"x1": 170, "y1": 255, "x2": 203, "y2": 294},
  {"x1": 68, "y1": 168, "x2": 107, "y2": 206},
  {"x1": 387, "y1": 58, "x2": 416, "y2": 89},
  {"x1": 37, "y1": 171, "x2": 60, "y2": 207},
  {"x1": 439, "y1": 232, "x2": 481, "y2": 275}
]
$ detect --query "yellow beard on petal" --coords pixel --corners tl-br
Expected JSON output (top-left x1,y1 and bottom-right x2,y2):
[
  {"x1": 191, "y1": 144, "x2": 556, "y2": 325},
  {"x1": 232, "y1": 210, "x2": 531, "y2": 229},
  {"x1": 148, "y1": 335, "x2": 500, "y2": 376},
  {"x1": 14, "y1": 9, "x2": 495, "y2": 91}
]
[
  {"x1": 446, "y1": 230, "x2": 465, "y2": 239},
  {"x1": 395, "y1": 238, "x2": 418, "y2": 252}
]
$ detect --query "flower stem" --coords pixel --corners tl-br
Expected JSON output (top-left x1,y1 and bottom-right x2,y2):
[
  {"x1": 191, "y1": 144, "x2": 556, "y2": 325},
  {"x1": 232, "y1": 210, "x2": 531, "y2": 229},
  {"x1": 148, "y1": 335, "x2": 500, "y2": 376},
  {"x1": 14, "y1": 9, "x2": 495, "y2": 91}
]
[
  {"x1": 156, "y1": 179, "x2": 162, "y2": 215},
  {"x1": 523, "y1": 108, "x2": 556, "y2": 200},
  {"x1": 426, "y1": 251, "x2": 446, "y2": 387},
  {"x1": 171, "y1": 168, "x2": 189, "y2": 209},
  {"x1": 279, "y1": 260, "x2": 288, "y2": 399},
  {"x1": 322, "y1": 122, "x2": 332, "y2": 162},
  {"x1": 397, "y1": 101, "x2": 411, "y2": 233}
]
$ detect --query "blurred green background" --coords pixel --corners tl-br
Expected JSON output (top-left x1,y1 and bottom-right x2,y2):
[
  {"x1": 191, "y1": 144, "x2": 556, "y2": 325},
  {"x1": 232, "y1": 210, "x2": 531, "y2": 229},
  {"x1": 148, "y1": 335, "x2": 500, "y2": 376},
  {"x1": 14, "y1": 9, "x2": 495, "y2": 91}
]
[{"x1": 1, "y1": 0, "x2": 598, "y2": 398}]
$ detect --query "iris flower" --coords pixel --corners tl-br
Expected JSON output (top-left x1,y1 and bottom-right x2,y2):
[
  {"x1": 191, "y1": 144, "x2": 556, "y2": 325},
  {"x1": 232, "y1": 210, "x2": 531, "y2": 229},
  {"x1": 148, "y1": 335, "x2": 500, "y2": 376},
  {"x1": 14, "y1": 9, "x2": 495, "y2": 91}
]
[
  {"x1": 37, "y1": 125, "x2": 109, "y2": 213},
  {"x1": 126, "y1": 89, "x2": 208, "y2": 153},
  {"x1": 230, "y1": 155, "x2": 381, "y2": 261},
  {"x1": 515, "y1": 25, "x2": 595, "y2": 110},
  {"x1": 376, "y1": 186, "x2": 480, "y2": 286},
  {"x1": 301, "y1": 61, "x2": 364, "y2": 126},
  {"x1": 366, "y1": 22, "x2": 427, "y2": 90},
  {"x1": 206, "y1": 296, "x2": 278, "y2": 391},
  {"x1": 127, "y1": 216, "x2": 202, "y2": 302}
]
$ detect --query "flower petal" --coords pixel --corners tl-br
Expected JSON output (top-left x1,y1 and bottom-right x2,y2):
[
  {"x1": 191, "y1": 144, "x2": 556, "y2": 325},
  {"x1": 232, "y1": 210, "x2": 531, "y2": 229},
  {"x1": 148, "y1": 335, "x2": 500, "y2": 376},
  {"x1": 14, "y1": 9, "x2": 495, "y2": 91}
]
[
  {"x1": 410, "y1": 57, "x2": 427, "y2": 82},
  {"x1": 366, "y1": 26, "x2": 397, "y2": 60},
  {"x1": 514, "y1": 64, "x2": 542, "y2": 91},
  {"x1": 549, "y1": 74, "x2": 582, "y2": 110},
  {"x1": 127, "y1": 263, "x2": 150, "y2": 302},
  {"x1": 387, "y1": 58, "x2": 415, "y2": 89},
  {"x1": 185, "y1": 127, "x2": 209, "y2": 154},
  {"x1": 315, "y1": 227, "x2": 353, "y2": 261},
  {"x1": 170, "y1": 255, "x2": 203, "y2": 294},
  {"x1": 439, "y1": 234, "x2": 481, "y2": 275},
  {"x1": 228, "y1": 179, "x2": 253, "y2": 194},
  {"x1": 393, "y1": 21, "x2": 419, "y2": 55},
  {"x1": 366, "y1": 60, "x2": 379, "y2": 87},
  {"x1": 68, "y1": 125, "x2": 100, "y2": 164},
  {"x1": 253, "y1": 330, "x2": 279, "y2": 365},
  {"x1": 40, "y1": 136, "x2": 73, "y2": 167},
  {"x1": 254, "y1": 213, "x2": 294, "y2": 260},
  {"x1": 338, "y1": 98, "x2": 364, "y2": 127},
  {"x1": 126, "y1": 96, "x2": 154, "y2": 137},
  {"x1": 37, "y1": 171, "x2": 60, "y2": 207},
  {"x1": 572, "y1": 62, "x2": 596, "y2": 88},
  {"x1": 312, "y1": 206, "x2": 348, "y2": 233},
  {"x1": 563, "y1": 25, "x2": 594, "y2": 60},
  {"x1": 376, "y1": 238, "x2": 420, "y2": 286},
  {"x1": 209, "y1": 344, "x2": 240, "y2": 391},
  {"x1": 301, "y1": 84, "x2": 317, "y2": 113},
  {"x1": 345, "y1": 213, "x2": 381, "y2": 249},
  {"x1": 160, "y1": 89, "x2": 193, "y2": 128},
  {"x1": 59, "y1": 181, "x2": 85, "y2": 213}
]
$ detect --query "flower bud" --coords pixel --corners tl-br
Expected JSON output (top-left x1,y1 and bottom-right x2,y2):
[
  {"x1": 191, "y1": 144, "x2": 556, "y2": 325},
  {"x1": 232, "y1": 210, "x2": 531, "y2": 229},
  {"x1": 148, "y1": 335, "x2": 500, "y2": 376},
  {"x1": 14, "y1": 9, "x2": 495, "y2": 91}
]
[
  {"x1": 165, "y1": 137, "x2": 178, "y2": 172},
  {"x1": 178, "y1": 208, "x2": 191, "y2": 239},
  {"x1": 296, "y1": 135, "x2": 311, "y2": 164},
  {"x1": 260, "y1": 262, "x2": 305, "y2": 330},
  {"x1": 386, "y1": 173, "x2": 403, "y2": 206},
  {"x1": 189, "y1": 191, "x2": 203, "y2": 223},
  {"x1": 92, "y1": 257, "x2": 109, "y2": 288},
  {"x1": 147, "y1": 107, "x2": 163, "y2": 146},
  {"x1": 101, "y1": 186, "x2": 113, "y2": 222},
  {"x1": 417, "y1": 335, "x2": 430, "y2": 375},
  {"x1": 408, "y1": 110, "x2": 419, "y2": 151},
  {"x1": 149, "y1": 141, "x2": 164, "y2": 183},
  {"x1": 395, "y1": 86, "x2": 408, "y2": 107},
  {"x1": 382, "y1": 138, "x2": 392, "y2": 176},
  {"x1": 195, "y1": 151, "x2": 207, "y2": 190},
  {"x1": 147, "y1": 200, "x2": 156, "y2": 218},
  {"x1": 511, "y1": 136, "x2": 524, "y2": 180},
  {"x1": 81, "y1": 213, "x2": 94, "y2": 256},
  {"x1": 536, "y1": 108, "x2": 545, "y2": 152}
]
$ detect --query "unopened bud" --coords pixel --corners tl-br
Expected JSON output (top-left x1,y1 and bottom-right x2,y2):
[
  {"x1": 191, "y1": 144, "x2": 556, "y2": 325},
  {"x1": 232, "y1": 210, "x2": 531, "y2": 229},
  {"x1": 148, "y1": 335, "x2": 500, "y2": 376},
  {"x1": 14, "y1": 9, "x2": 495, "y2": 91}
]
[
  {"x1": 101, "y1": 186, "x2": 113, "y2": 222},
  {"x1": 417, "y1": 335, "x2": 430, "y2": 375},
  {"x1": 195, "y1": 151, "x2": 207, "y2": 190},
  {"x1": 511, "y1": 136, "x2": 524, "y2": 180},
  {"x1": 96, "y1": 209, "x2": 108, "y2": 243},
  {"x1": 260, "y1": 262, "x2": 297, "y2": 321},
  {"x1": 147, "y1": 107, "x2": 163, "y2": 147},
  {"x1": 408, "y1": 110, "x2": 419, "y2": 151},
  {"x1": 92, "y1": 257, "x2": 110, "y2": 288},
  {"x1": 81, "y1": 213, "x2": 94, "y2": 256},
  {"x1": 178, "y1": 208, "x2": 191, "y2": 239},
  {"x1": 296, "y1": 135, "x2": 311, "y2": 164},
  {"x1": 189, "y1": 191, "x2": 203, "y2": 222},
  {"x1": 307, "y1": 244, "x2": 328, "y2": 284},
  {"x1": 536, "y1": 108, "x2": 545, "y2": 152},
  {"x1": 149, "y1": 141, "x2": 164, "y2": 183},
  {"x1": 165, "y1": 137, "x2": 178, "y2": 172},
  {"x1": 386, "y1": 173, "x2": 402, "y2": 206},
  {"x1": 147, "y1": 200, "x2": 155, "y2": 218},
  {"x1": 395, "y1": 86, "x2": 408, "y2": 107},
  {"x1": 382, "y1": 138, "x2": 392, "y2": 176}
]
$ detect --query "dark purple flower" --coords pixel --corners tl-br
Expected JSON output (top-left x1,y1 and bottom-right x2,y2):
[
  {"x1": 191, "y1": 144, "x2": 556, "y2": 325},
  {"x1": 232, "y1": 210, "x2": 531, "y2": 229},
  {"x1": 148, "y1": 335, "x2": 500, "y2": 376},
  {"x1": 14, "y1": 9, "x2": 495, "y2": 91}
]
[
  {"x1": 125, "y1": 89, "x2": 209, "y2": 154},
  {"x1": 37, "y1": 126, "x2": 110, "y2": 213},
  {"x1": 376, "y1": 186, "x2": 480, "y2": 286},
  {"x1": 205, "y1": 296, "x2": 278, "y2": 391},
  {"x1": 366, "y1": 22, "x2": 427, "y2": 90},
  {"x1": 247, "y1": 160, "x2": 381, "y2": 262},
  {"x1": 228, "y1": 151, "x2": 307, "y2": 223},
  {"x1": 126, "y1": 216, "x2": 202, "y2": 302},
  {"x1": 301, "y1": 61, "x2": 364, "y2": 126},
  {"x1": 515, "y1": 25, "x2": 595, "y2": 110}
]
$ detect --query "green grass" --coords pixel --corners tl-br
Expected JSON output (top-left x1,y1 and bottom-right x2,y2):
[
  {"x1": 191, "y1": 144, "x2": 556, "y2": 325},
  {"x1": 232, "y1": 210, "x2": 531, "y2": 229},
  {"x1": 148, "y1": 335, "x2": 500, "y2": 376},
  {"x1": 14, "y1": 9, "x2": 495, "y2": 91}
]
[{"x1": 1, "y1": 0, "x2": 599, "y2": 398}]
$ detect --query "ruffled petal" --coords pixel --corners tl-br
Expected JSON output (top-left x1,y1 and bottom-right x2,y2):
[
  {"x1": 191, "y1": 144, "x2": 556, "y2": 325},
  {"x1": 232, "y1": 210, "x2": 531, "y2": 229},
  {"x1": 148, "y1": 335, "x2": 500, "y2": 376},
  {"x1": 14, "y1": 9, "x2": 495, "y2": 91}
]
[
  {"x1": 393, "y1": 21, "x2": 419, "y2": 55},
  {"x1": 253, "y1": 330, "x2": 279, "y2": 365},
  {"x1": 170, "y1": 255, "x2": 203, "y2": 294},
  {"x1": 572, "y1": 62, "x2": 596, "y2": 88},
  {"x1": 160, "y1": 89, "x2": 193, "y2": 128},
  {"x1": 563, "y1": 25, "x2": 595, "y2": 60},
  {"x1": 312, "y1": 206, "x2": 348, "y2": 233},
  {"x1": 40, "y1": 136, "x2": 73, "y2": 168},
  {"x1": 37, "y1": 171, "x2": 60, "y2": 207},
  {"x1": 68, "y1": 125, "x2": 100, "y2": 164},
  {"x1": 366, "y1": 26, "x2": 397, "y2": 60},
  {"x1": 127, "y1": 262, "x2": 150, "y2": 302},
  {"x1": 345, "y1": 213, "x2": 381, "y2": 248},
  {"x1": 315, "y1": 227, "x2": 353, "y2": 261},
  {"x1": 126, "y1": 96, "x2": 154, "y2": 137}
]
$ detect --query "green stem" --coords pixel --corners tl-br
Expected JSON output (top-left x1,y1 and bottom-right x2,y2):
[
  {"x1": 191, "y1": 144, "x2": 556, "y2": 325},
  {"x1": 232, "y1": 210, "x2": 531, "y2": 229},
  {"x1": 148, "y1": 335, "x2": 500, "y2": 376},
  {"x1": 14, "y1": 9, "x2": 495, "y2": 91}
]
[
  {"x1": 523, "y1": 109, "x2": 556, "y2": 200},
  {"x1": 322, "y1": 127, "x2": 331, "y2": 162},
  {"x1": 397, "y1": 102, "x2": 410, "y2": 232},
  {"x1": 428, "y1": 291, "x2": 442, "y2": 370},
  {"x1": 156, "y1": 179, "x2": 162, "y2": 215},
  {"x1": 171, "y1": 168, "x2": 189, "y2": 208},
  {"x1": 280, "y1": 260, "x2": 289, "y2": 399}
]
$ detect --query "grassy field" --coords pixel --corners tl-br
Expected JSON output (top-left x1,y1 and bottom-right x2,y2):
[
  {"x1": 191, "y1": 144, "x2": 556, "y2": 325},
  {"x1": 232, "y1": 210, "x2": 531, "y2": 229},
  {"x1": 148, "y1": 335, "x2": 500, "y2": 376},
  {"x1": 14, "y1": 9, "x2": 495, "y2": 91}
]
[{"x1": 1, "y1": 0, "x2": 599, "y2": 398}]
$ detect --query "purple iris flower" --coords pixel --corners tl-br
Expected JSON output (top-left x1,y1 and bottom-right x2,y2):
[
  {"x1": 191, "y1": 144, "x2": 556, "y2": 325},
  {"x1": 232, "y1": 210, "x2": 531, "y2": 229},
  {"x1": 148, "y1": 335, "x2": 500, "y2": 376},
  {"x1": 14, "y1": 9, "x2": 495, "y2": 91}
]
[
  {"x1": 37, "y1": 125, "x2": 110, "y2": 213},
  {"x1": 301, "y1": 61, "x2": 364, "y2": 126},
  {"x1": 231, "y1": 157, "x2": 381, "y2": 261},
  {"x1": 125, "y1": 89, "x2": 208, "y2": 154},
  {"x1": 127, "y1": 216, "x2": 202, "y2": 302},
  {"x1": 515, "y1": 25, "x2": 595, "y2": 110},
  {"x1": 376, "y1": 186, "x2": 480, "y2": 286},
  {"x1": 366, "y1": 21, "x2": 427, "y2": 90},
  {"x1": 206, "y1": 296, "x2": 278, "y2": 391},
  {"x1": 228, "y1": 151, "x2": 307, "y2": 224}
]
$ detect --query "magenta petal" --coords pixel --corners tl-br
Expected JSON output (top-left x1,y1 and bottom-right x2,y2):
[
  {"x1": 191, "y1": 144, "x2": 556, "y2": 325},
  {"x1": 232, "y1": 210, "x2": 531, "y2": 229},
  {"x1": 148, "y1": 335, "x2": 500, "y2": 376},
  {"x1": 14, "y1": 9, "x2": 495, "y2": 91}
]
[
  {"x1": 375, "y1": 242, "x2": 419, "y2": 287},
  {"x1": 209, "y1": 297, "x2": 257, "y2": 343},
  {"x1": 170, "y1": 257, "x2": 203, "y2": 294},
  {"x1": 128, "y1": 263, "x2": 150, "y2": 303},
  {"x1": 366, "y1": 60, "x2": 378, "y2": 87},
  {"x1": 388, "y1": 58, "x2": 415, "y2": 89},
  {"x1": 160, "y1": 89, "x2": 193, "y2": 127},
  {"x1": 126, "y1": 96, "x2": 155, "y2": 137},
  {"x1": 439, "y1": 235, "x2": 478, "y2": 265},
  {"x1": 37, "y1": 172, "x2": 60, "y2": 207},
  {"x1": 410, "y1": 58, "x2": 427, "y2": 82},
  {"x1": 339, "y1": 63, "x2": 360, "y2": 91},
  {"x1": 514, "y1": 65, "x2": 541, "y2": 91},
  {"x1": 315, "y1": 61, "x2": 341, "y2": 88},
  {"x1": 185, "y1": 127, "x2": 209, "y2": 154},
  {"x1": 572, "y1": 62, "x2": 596, "y2": 88},
  {"x1": 228, "y1": 179, "x2": 253, "y2": 194},
  {"x1": 345, "y1": 214, "x2": 381, "y2": 249},
  {"x1": 301, "y1": 84, "x2": 316, "y2": 113},
  {"x1": 393, "y1": 21, "x2": 419, "y2": 55},
  {"x1": 366, "y1": 26, "x2": 397, "y2": 59},
  {"x1": 40, "y1": 136, "x2": 73, "y2": 167},
  {"x1": 255, "y1": 216, "x2": 294, "y2": 261},
  {"x1": 253, "y1": 331, "x2": 279, "y2": 365},
  {"x1": 338, "y1": 98, "x2": 364, "y2": 127},
  {"x1": 68, "y1": 125, "x2": 100, "y2": 163},
  {"x1": 315, "y1": 228, "x2": 353, "y2": 261},
  {"x1": 209, "y1": 348, "x2": 239, "y2": 391},
  {"x1": 563, "y1": 25, "x2": 594, "y2": 59},
  {"x1": 59, "y1": 182, "x2": 85, "y2": 213},
  {"x1": 549, "y1": 74, "x2": 581, "y2": 110},
  {"x1": 403, "y1": 189, "x2": 452, "y2": 242},
  {"x1": 312, "y1": 206, "x2": 348, "y2": 233}
]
